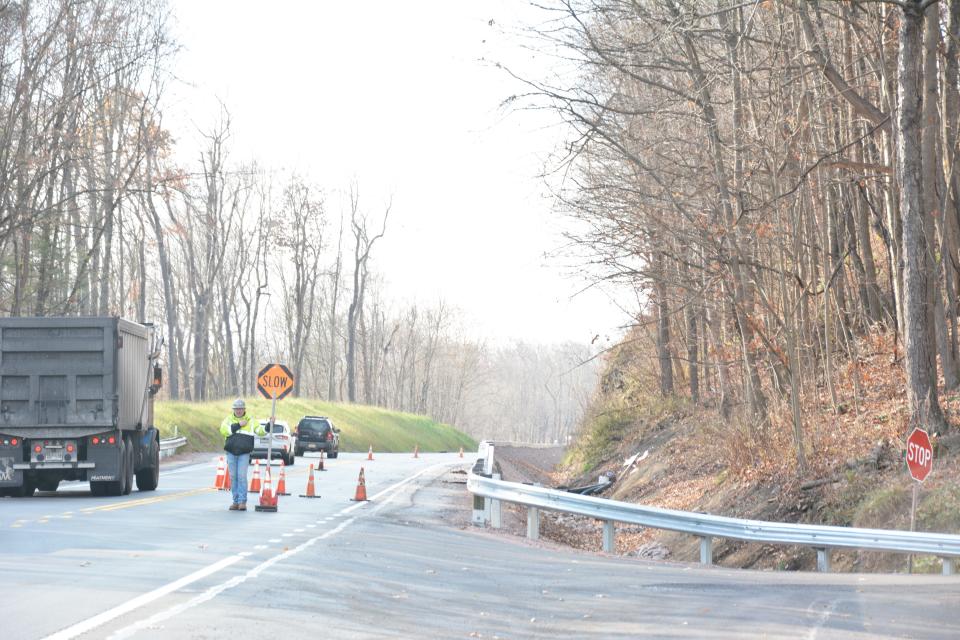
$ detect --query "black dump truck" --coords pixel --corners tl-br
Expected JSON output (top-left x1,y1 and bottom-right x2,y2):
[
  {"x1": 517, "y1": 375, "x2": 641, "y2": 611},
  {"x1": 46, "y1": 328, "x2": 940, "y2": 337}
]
[{"x1": 0, "y1": 317, "x2": 162, "y2": 497}]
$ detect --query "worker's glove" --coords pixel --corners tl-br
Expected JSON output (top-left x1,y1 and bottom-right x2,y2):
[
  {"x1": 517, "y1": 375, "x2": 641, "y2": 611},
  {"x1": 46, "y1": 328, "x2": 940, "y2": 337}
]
[{"x1": 230, "y1": 423, "x2": 241, "y2": 434}]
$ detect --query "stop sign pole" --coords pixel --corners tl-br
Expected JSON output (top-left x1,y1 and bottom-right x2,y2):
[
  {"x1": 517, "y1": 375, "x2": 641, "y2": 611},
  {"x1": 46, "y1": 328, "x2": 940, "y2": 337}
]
[{"x1": 905, "y1": 427, "x2": 933, "y2": 573}]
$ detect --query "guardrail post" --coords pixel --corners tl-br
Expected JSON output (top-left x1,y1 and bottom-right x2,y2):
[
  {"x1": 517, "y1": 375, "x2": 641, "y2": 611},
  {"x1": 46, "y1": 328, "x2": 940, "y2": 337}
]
[
  {"x1": 490, "y1": 473, "x2": 502, "y2": 529},
  {"x1": 527, "y1": 506, "x2": 540, "y2": 540},
  {"x1": 816, "y1": 547, "x2": 831, "y2": 573},
  {"x1": 943, "y1": 558, "x2": 955, "y2": 575},
  {"x1": 602, "y1": 520, "x2": 615, "y2": 553},
  {"x1": 699, "y1": 536, "x2": 713, "y2": 565},
  {"x1": 472, "y1": 494, "x2": 486, "y2": 527}
]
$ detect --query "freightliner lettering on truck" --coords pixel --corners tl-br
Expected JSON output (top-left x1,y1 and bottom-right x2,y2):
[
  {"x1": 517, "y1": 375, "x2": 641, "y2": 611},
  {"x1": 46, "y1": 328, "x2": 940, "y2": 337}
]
[{"x1": 0, "y1": 317, "x2": 163, "y2": 497}]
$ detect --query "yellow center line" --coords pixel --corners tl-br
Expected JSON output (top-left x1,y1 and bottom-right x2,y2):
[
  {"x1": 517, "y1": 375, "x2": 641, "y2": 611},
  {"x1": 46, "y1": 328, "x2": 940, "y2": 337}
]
[{"x1": 81, "y1": 487, "x2": 216, "y2": 513}]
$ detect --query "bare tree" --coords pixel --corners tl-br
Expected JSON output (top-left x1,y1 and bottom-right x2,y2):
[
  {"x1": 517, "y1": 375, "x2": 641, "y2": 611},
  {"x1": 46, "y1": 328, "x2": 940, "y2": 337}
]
[{"x1": 345, "y1": 187, "x2": 390, "y2": 403}]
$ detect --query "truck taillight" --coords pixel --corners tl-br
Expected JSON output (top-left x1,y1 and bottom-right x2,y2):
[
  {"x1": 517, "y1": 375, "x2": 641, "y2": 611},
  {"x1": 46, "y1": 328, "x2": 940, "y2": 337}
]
[
  {"x1": 326, "y1": 432, "x2": 333, "y2": 441},
  {"x1": 66, "y1": 443, "x2": 75, "y2": 453},
  {"x1": 92, "y1": 436, "x2": 100, "y2": 444},
  {"x1": 34, "y1": 445, "x2": 42, "y2": 453},
  {"x1": 9, "y1": 438, "x2": 17, "y2": 446},
  {"x1": 108, "y1": 436, "x2": 116, "y2": 445}
]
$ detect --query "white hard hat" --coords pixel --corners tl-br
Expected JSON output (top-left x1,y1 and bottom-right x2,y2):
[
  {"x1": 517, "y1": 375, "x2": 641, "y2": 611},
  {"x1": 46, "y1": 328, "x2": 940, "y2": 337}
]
[{"x1": 232, "y1": 398, "x2": 246, "y2": 410}]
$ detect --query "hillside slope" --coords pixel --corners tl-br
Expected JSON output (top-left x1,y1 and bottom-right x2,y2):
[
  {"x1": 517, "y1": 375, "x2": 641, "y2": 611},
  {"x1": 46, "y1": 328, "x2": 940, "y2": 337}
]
[
  {"x1": 554, "y1": 334, "x2": 960, "y2": 573},
  {"x1": 155, "y1": 398, "x2": 476, "y2": 454}
]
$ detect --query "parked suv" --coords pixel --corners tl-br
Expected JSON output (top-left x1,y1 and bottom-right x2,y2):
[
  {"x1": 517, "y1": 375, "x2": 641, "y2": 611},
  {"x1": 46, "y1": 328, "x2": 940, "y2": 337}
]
[{"x1": 295, "y1": 416, "x2": 340, "y2": 458}]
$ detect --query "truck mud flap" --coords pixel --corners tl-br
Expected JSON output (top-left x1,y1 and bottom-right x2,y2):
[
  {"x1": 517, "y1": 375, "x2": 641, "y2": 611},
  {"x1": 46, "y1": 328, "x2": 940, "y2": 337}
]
[{"x1": 0, "y1": 446, "x2": 23, "y2": 486}]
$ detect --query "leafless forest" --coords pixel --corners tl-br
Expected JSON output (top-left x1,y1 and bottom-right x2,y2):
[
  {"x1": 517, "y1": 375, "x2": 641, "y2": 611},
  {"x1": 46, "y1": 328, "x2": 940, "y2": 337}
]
[
  {"x1": 0, "y1": 1, "x2": 598, "y2": 444},
  {"x1": 519, "y1": 0, "x2": 956, "y2": 469}
]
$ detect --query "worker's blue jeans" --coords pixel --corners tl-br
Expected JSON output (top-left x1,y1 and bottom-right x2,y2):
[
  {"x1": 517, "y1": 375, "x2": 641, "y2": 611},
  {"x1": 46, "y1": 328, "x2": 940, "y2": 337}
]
[{"x1": 226, "y1": 452, "x2": 250, "y2": 505}]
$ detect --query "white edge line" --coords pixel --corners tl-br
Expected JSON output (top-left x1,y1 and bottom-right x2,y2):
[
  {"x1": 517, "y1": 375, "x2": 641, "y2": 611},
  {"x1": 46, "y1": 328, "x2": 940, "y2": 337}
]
[
  {"x1": 106, "y1": 518, "x2": 357, "y2": 640},
  {"x1": 46, "y1": 461, "x2": 455, "y2": 640},
  {"x1": 42, "y1": 555, "x2": 243, "y2": 640}
]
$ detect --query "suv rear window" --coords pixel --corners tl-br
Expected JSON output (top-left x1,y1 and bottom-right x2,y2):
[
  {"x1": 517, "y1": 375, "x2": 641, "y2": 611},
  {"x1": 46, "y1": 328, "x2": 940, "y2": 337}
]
[{"x1": 298, "y1": 419, "x2": 331, "y2": 434}]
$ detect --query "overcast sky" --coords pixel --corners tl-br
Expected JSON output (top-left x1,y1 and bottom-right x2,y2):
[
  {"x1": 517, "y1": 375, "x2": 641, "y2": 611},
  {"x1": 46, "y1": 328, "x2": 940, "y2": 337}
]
[{"x1": 166, "y1": 0, "x2": 632, "y2": 346}]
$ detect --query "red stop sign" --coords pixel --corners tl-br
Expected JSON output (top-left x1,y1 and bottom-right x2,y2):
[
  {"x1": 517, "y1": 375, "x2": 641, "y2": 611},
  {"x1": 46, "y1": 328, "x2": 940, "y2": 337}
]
[{"x1": 906, "y1": 428, "x2": 933, "y2": 482}]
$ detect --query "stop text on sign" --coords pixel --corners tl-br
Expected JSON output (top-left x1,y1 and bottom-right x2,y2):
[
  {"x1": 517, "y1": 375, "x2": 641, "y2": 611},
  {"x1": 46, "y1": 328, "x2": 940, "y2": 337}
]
[{"x1": 907, "y1": 442, "x2": 931, "y2": 467}]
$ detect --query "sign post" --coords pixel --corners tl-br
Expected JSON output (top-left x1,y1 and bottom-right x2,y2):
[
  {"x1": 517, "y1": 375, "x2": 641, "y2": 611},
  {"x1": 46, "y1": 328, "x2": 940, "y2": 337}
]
[
  {"x1": 905, "y1": 427, "x2": 933, "y2": 572},
  {"x1": 255, "y1": 364, "x2": 295, "y2": 513}
]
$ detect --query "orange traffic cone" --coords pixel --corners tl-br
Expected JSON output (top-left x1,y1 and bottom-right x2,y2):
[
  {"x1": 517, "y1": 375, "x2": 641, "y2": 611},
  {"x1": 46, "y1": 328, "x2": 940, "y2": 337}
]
[
  {"x1": 214, "y1": 456, "x2": 227, "y2": 489},
  {"x1": 317, "y1": 450, "x2": 326, "y2": 471},
  {"x1": 413, "y1": 444, "x2": 419, "y2": 458},
  {"x1": 255, "y1": 468, "x2": 278, "y2": 512},
  {"x1": 276, "y1": 461, "x2": 290, "y2": 496},
  {"x1": 459, "y1": 446, "x2": 464, "y2": 459},
  {"x1": 351, "y1": 467, "x2": 368, "y2": 502},
  {"x1": 300, "y1": 464, "x2": 321, "y2": 498},
  {"x1": 224, "y1": 463, "x2": 231, "y2": 490},
  {"x1": 367, "y1": 445, "x2": 374, "y2": 461},
  {"x1": 249, "y1": 459, "x2": 261, "y2": 493}
]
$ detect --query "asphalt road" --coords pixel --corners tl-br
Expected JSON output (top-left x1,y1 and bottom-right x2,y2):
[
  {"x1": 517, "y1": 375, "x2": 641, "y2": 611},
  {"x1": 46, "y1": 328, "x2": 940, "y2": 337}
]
[{"x1": 1, "y1": 451, "x2": 958, "y2": 639}]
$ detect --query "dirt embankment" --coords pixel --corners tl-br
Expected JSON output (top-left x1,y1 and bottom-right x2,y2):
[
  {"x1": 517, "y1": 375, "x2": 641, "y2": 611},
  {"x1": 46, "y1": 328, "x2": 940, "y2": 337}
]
[
  {"x1": 490, "y1": 444, "x2": 669, "y2": 560},
  {"x1": 487, "y1": 435, "x2": 960, "y2": 573},
  {"x1": 490, "y1": 444, "x2": 566, "y2": 486}
]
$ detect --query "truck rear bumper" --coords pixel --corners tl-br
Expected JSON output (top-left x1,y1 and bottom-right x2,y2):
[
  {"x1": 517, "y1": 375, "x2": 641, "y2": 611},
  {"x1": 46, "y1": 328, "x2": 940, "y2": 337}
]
[{"x1": 14, "y1": 462, "x2": 95, "y2": 470}]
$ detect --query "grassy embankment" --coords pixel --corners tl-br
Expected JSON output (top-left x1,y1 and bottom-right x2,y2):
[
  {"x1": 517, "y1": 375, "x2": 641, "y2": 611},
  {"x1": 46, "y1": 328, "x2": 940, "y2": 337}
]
[{"x1": 155, "y1": 398, "x2": 476, "y2": 454}]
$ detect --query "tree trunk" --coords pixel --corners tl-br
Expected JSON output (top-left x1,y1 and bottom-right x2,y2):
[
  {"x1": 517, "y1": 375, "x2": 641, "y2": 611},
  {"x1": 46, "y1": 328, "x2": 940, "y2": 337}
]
[
  {"x1": 654, "y1": 252, "x2": 673, "y2": 396},
  {"x1": 897, "y1": 1, "x2": 946, "y2": 431}
]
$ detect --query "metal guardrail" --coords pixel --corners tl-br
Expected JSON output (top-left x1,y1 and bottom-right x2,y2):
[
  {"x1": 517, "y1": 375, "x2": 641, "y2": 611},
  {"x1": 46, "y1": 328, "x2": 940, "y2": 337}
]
[
  {"x1": 467, "y1": 447, "x2": 960, "y2": 575},
  {"x1": 158, "y1": 436, "x2": 186, "y2": 458}
]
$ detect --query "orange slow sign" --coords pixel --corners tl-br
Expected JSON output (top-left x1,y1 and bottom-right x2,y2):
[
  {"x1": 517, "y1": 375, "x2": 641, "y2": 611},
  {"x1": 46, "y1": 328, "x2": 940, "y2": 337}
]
[{"x1": 257, "y1": 363, "x2": 295, "y2": 400}]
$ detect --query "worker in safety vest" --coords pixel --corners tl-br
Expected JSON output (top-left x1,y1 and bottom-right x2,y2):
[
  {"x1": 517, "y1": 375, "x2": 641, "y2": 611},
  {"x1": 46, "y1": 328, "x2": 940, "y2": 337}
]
[{"x1": 220, "y1": 398, "x2": 266, "y2": 511}]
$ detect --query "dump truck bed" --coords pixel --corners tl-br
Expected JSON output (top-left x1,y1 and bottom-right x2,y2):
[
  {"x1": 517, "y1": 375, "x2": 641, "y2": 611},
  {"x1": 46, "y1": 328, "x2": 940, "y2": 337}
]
[{"x1": 0, "y1": 317, "x2": 152, "y2": 439}]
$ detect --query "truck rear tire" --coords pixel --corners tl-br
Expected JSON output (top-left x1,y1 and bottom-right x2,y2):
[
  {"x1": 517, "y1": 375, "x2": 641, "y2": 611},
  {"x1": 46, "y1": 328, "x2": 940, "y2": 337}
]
[
  {"x1": 136, "y1": 441, "x2": 160, "y2": 491},
  {"x1": 37, "y1": 479, "x2": 60, "y2": 492},
  {"x1": 11, "y1": 481, "x2": 36, "y2": 497},
  {"x1": 122, "y1": 437, "x2": 134, "y2": 495}
]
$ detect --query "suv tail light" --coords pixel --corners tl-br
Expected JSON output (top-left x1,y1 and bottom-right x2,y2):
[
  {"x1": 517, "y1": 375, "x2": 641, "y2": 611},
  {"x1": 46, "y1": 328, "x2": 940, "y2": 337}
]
[{"x1": 326, "y1": 431, "x2": 333, "y2": 441}]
